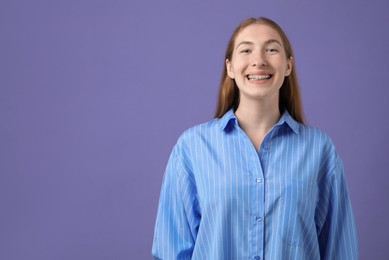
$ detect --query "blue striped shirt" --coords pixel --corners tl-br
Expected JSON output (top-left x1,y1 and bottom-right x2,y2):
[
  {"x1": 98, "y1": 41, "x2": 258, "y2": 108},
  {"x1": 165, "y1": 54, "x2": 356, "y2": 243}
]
[{"x1": 152, "y1": 109, "x2": 358, "y2": 259}]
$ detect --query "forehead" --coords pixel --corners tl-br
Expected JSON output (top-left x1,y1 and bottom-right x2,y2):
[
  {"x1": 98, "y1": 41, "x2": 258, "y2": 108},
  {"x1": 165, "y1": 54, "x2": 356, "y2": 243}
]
[{"x1": 234, "y1": 23, "x2": 283, "y2": 45}]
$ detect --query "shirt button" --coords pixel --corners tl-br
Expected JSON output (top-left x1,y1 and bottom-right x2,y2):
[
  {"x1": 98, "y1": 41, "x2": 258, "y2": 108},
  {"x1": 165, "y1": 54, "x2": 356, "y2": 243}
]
[
  {"x1": 256, "y1": 216, "x2": 262, "y2": 222},
  {"x1": 254, "y1": 256, "x2": 261, "y2": 260},
  {"x1": 256, "y1": 177, "x2": 262, "y2": 183}
]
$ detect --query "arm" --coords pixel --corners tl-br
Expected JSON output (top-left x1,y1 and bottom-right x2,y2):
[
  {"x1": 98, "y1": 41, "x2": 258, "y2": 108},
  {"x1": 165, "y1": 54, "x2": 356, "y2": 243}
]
[
  {"x1": 315, "y1": 157, "x2": 358, "y2": 260},
  {"x1": 152, "y1": 144, "x2": 200, "y2": 260}
]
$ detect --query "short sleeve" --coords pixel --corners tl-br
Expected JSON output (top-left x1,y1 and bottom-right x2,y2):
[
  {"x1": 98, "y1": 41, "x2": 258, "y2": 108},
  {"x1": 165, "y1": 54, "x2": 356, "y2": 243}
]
[{"x1": 152, "y1": 143, "x2": 201, "y2": 259}]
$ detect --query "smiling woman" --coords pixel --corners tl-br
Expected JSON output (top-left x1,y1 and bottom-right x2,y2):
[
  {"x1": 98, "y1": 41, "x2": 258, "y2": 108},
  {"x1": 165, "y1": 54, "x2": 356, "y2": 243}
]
[
  {"x1": 216, "y1": 17, "x2": 304, "y2": 126},
  {"x1": 226, "y1": 25, "x2": 292, "y2": 116},
  {"x1": 152, "y1": 17, "x2": 358, "y2": 260}
]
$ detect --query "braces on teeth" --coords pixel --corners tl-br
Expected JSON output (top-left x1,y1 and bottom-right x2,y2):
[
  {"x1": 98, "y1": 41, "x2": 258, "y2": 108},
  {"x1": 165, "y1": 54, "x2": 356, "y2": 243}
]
[{"x1": 248, "y1": 75, "x2": 271, "y2": 80}]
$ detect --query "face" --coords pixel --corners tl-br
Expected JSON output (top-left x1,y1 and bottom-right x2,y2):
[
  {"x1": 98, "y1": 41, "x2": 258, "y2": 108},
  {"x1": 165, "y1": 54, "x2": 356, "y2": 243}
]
[{"x1": 226, "y1": 23, "x2": 292, "y2": 105}]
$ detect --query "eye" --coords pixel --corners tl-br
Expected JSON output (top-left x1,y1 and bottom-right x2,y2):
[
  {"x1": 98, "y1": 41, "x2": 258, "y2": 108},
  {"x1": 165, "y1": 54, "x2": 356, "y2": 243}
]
[
  {"x1": 239, "y1": 48, "x2": 252, "y2": 54},
  {"x1": 266, "y1": 48, "x2": 279, "y2": 54}
]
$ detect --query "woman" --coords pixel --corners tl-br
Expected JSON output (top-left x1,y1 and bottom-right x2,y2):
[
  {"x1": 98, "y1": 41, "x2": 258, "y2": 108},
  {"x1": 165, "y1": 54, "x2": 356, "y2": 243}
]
[{"x1": 152, "y1": 17, "x2": 358, "y2": 259}]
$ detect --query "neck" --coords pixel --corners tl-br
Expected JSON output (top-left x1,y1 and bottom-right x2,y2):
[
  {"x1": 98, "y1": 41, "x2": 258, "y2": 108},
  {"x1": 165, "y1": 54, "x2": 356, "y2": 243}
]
[{"x1": 235, "y1": 98, "x2": 281, "y2": 134}]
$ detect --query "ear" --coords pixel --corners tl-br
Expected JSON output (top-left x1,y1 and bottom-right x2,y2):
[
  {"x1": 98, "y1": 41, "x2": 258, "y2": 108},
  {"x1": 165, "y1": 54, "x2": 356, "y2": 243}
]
[
  {"x1": 226, "y1": 59, "x2": 235, "y2": 79},
  {"x1": 285, "y1": 56, "x2": 293, "y2": 76}
]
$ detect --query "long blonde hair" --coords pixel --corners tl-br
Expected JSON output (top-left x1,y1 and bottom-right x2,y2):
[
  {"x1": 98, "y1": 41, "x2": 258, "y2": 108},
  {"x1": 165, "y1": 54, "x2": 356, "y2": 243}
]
[{"x1": 214, "y1": 17, "x2": 305, "y2": 124}]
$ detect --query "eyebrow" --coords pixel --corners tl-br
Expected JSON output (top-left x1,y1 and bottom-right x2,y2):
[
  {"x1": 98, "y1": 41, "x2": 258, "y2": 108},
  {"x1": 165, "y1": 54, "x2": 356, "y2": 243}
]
[{"x1": 235, "y1": 39, "x2": 283, "y2": 50}]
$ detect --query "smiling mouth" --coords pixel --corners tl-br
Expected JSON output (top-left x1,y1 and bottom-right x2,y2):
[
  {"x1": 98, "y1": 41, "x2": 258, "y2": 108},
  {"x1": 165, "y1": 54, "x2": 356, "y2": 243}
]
[{"x1": 247, "y1": 74, "x2": 272, "y2": 81}]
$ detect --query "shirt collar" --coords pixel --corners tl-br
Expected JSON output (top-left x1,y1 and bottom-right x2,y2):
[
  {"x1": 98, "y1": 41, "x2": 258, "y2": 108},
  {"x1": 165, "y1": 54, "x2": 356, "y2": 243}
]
[
  {"x1": 219, "y1": 109, "x2": 237, "y2": 132},
  {"x1": 219, "y1": 108, "x2": 300, "y2": 134},
  {"x1": 276, "y1": 110, "x2": 300, "y2": 134}
]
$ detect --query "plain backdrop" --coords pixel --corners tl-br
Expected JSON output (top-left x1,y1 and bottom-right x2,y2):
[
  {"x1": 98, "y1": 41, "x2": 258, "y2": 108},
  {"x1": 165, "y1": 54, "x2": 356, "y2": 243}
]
[{"x1": 1, "y1": 0, "x2": 388, "y2": 259}]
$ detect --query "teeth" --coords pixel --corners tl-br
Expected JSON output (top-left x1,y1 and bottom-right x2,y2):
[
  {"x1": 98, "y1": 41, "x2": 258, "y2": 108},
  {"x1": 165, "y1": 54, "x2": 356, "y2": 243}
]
[{"x1": 247, "y1": 74, "x2": 271, "y2": 80}]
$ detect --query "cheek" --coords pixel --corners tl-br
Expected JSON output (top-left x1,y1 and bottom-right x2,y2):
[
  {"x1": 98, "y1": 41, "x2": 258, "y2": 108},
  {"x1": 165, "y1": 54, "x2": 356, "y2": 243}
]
[
  {"x1": 275, "y1": 61, "x2": 290, "y2": 75},
  {"x1": 232, "y1": 59, "x2": 247, "y2": 73}
]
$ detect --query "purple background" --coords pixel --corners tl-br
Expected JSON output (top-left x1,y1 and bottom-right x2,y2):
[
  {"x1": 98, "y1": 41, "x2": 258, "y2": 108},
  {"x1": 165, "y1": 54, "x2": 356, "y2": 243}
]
[{"x1": 1, "y1": 0, "x2": 388, "y2": 259}]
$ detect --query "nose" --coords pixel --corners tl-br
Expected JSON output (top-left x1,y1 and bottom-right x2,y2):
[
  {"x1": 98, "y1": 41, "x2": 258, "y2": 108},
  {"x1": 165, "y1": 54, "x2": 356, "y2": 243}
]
[{"x1": 251, "y1": 51, "x2": 267, "y2": 67}]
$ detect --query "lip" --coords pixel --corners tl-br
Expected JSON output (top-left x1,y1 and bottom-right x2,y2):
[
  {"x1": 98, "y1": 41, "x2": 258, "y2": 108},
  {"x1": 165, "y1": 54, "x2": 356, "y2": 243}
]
[{"x1": 246, "y1": 71, "x2": 272, "y2": 76}]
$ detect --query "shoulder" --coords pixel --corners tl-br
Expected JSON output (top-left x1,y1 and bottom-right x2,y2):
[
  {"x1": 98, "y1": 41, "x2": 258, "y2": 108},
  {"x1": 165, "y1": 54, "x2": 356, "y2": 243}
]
[
  {"x1": 298, "y1": 124, "x2": 343, "y2": 177},
  {"x1": 281, "y1": 111, "x2": 334, "y2": 151},
  {"x1": 296, "y1": 123, "x2": 335, "y2": 150},
  {"x1": 176, "y1": 118, "x2": 221, "y2": 147},
  {"x1": 168, "y1": 118, "x2": 221, "y2": 171},
  {"x1": 176, "y1": 109, "x2": 236, "y2": 146},
  {"x1": 167, "y1": 117, "x2": 222, "y2": 161}
]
